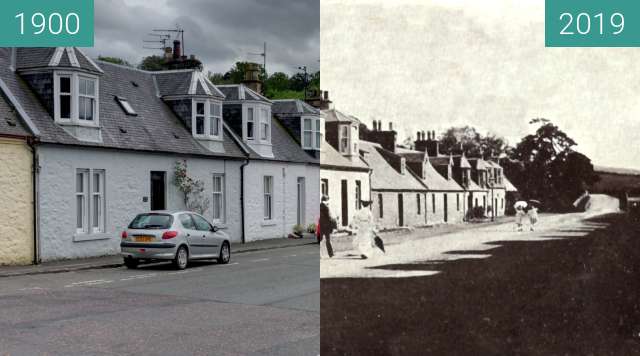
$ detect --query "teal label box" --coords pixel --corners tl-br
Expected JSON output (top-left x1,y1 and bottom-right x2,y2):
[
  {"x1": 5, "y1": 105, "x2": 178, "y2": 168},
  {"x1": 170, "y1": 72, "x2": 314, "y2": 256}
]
[
  {"x1": 0, "y1": 0, "x2": 94, "y2": 47},
  {"x1": 546, "y1": 0, "x2": 640, "y2": 47}
]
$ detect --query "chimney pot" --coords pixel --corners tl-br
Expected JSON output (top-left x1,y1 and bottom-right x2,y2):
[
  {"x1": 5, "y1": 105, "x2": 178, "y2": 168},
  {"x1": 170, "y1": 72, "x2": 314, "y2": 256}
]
[
  {"x1": 432, "y1": 130, "x2": 436, "y2": 140},
  {"x1": 416, "y1": 131, "x2": 421, "y2": 140},
  {"x1": 389, "y1": 122, "x2": 393, "y2": 131},
  {"x1": 427, "y1": 131, "x2": 431, "y2": 140}
]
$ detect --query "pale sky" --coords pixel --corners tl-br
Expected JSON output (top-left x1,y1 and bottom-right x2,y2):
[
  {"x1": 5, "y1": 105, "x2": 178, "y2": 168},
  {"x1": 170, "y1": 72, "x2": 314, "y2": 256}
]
[{"x1": 321, "y1": 0, "x2": 640, "y2": 169}]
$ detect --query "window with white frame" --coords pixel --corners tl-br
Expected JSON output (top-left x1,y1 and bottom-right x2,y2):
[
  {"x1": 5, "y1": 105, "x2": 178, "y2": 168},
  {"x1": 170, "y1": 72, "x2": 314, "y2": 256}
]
[
  {"x1": 264, "y1": 176, "x2": 273, "y2": 220},
  {"x1": 260, "y1": 107, "x2": 270, "y2": 141},
  {"x1": 247, "y1": 107, "x2": 255, "y2": 140},
  {"x1": 192, "y1": 100, "x2": 223, "y2": 139},
  {"x1": 339, "y1": 125, "x2": 350, "y2": 154},
  {"x1": 210, "y1": 102, "x2": 222, "y2": 137},
  {"x1": 302, "y1": 117, "x2": 322, "y2": 150},
  {"x1": 78, "y1": 77, "x2": 96, "y2": 121},
  {"x1": 91, "y1": 170, "x2": 105, "y2": 233},
  {"x1": 54, "y1": 72, "x2": 99, "y2": 125},
  {"x1": 212, "y1": 174, "x2": 225, "y2": 223},
  {"x1": 76, "y1": 169, "x2": 105, "y2": 234},
  {"x1": 195, "y1": 102, "x2": 205, "y2": 136}
]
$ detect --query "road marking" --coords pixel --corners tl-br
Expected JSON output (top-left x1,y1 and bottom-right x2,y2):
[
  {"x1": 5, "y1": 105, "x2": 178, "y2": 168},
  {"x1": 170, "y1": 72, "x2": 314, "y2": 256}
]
[
  {"x1": 18, "y1": 287, "x2": 47, "y2": 291},
  {"x1": 119, "y1": 273, "x2": 158, "y2": 281},
  {"x1": 250, "y1": 258, "x2": 270, "y2": 263},
  {"x1": 64, "y1": 279, "x2": 113, "y2": 288}
]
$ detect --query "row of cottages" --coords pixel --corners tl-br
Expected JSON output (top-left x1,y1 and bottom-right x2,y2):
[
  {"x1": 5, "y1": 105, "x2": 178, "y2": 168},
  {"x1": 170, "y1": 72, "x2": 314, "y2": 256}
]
[
  {"x1": 320, "y1": 109, "x2": 371, "y2": 227},
  {"x1": 0, "y1": 47, "x2": 319, "y2": 264}
]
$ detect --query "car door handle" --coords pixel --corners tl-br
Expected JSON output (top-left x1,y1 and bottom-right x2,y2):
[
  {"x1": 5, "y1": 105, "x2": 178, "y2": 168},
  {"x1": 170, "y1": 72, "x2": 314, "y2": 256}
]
[{"x1": 187, "y1": 233, "x2": 191, "y2": 237}]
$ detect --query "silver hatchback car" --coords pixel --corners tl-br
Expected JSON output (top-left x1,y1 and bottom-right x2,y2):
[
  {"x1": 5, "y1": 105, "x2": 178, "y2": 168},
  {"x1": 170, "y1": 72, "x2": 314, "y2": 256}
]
[{"x1": 120, "y1": 211, "x2": 231, "y2": 269}]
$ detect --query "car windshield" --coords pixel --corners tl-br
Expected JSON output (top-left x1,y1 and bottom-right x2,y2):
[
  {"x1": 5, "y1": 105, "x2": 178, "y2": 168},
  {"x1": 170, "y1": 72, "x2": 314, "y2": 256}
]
[{"x1": 128, "y1": 214, "x2": 173, "y2": 229}]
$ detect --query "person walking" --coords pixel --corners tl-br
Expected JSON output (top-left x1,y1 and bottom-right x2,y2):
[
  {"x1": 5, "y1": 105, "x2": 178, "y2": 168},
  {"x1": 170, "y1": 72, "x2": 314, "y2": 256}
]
[
  {"x1": 514, "y1": 205, "x2": 526, "y2": 232},
  {"x1": 527, "y1": 204, "x2": 539, "y2": 231},
  {"x1": 351, "y1": 200, "x2": 384, "y2": 259},
  {"x1": 319, "y1": 195, "x2": 336, "y2": 258}
]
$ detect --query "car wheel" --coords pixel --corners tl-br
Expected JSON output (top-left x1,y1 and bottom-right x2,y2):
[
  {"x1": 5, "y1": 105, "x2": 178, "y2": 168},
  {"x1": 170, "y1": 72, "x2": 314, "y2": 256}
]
[
  {"x1": 218, "y1": 242, "x2": 231, "y2": 264},
  {"x1": 174, "y1": 246, "x2": 189, "y2": 270},
  {"x1": 124, "y1": 257, "x2": 139, "y2": 269}
]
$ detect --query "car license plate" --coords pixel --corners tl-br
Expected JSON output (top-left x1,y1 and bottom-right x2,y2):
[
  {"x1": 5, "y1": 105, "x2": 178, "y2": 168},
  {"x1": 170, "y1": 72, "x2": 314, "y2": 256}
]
[{"x1": 135, "y1": 235, "x2": 155, "y2": 242}]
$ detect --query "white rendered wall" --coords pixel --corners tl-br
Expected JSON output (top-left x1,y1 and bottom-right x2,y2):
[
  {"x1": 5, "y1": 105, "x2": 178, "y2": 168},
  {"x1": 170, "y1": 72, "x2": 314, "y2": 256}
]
[
  {"x1": 320, "y1": 168, "x2": 370, "y2": 228},
  {"x1": 37, "y1": 145, "x2": 243, "y2": 261}
]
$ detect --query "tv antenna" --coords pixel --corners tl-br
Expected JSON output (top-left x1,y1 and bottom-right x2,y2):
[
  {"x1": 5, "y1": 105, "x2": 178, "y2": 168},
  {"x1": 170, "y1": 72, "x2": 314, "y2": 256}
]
[
  {"x1": 152, "y1": 26, "x2": 185, "y2": 54},
  {"x1": 143, "y1": 33, "x2": 171, "y2": 50},
  {"x1": 248, "y1": 42, "x2": 267, "y2": 75}
]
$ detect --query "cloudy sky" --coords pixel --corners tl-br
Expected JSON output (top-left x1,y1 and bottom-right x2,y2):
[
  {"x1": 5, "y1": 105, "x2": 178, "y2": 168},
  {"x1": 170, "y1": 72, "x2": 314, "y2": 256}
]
[
  {"x1": 322, "y1": 0, "x2": 640, "y2": 170},
  {"x1": 84, "y1": 0, "x2": 319, "y2": 75}
]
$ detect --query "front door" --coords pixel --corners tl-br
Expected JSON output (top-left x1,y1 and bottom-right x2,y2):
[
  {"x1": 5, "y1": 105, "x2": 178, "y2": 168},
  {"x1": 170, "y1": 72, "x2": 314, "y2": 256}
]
[
  {"x1": 297, "y1": 177, "x2": 306, "y2": 225},
  {"x1": 341, "y1": 180, "x2": 348, "y2": 226},
  {"x1": 398, "y1": 193, "x2": 404, "y2": 226},
  {"x1": 150, "y1": 171, "x2": 166, "y2": 211},
  {"x1": 444, "y1": 194, "x2": 448, "y2": 222}
]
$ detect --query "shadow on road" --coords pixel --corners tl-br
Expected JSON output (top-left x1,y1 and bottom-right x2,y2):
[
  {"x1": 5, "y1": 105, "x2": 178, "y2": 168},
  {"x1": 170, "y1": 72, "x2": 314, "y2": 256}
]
[{"x1": 322, "y1": 214, "x2": 640, "y2": 355}]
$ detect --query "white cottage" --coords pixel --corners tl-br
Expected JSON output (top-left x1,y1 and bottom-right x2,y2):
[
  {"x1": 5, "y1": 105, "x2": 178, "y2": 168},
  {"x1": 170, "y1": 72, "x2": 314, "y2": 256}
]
[
  {"x1": 0, "y1": 47, "x2": 249, "y2": 261},
  {"x1": 218, "y1": 86, "x2": 320, "y2": 241}
]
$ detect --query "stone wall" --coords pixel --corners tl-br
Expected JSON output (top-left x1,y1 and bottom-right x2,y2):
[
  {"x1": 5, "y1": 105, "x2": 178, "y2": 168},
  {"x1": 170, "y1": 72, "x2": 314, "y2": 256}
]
[{"x1": 0, "y1": 138, "x2": 34, "y2": 265}]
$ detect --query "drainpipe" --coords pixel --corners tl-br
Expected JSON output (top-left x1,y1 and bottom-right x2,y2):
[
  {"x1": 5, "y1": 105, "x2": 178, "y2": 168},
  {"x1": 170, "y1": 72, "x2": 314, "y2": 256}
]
[
  {"x1": 240, "y1": 158, "x2": 249, "y2": 244},
  {"x1": 27, "y1": 137, "x2": 40, "y2": 265}
]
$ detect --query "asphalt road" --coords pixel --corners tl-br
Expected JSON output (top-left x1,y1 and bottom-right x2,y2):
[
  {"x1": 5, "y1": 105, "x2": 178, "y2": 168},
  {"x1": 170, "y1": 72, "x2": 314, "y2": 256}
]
[
  {"x1": 0, "y1": 244, "x2": 319, "y2": 356},
  {"x1": 322, "y1": 213, "x2": 640, "y2": 355}
]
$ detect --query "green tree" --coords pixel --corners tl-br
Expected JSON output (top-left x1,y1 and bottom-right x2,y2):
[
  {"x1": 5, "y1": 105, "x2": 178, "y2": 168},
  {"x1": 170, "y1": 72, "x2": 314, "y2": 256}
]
[
  {"x1": 507, "y1": 118, "x2": 599, "y2": 211},
  {"x1": 138, "y1": 55, "x2": 166, "y2": 71},
  {"x1": 97, "y1": 56, "x2": 132, "y2": 67}
]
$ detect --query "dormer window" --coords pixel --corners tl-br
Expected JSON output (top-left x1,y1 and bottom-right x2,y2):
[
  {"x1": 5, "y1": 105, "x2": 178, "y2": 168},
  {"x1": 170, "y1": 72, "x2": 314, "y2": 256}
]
[
  {"x1": 302, "y1": 117, "x2": 322, "y2": 150},
  {"x1": 247, "y1": 107, "x2": 255, "y2": 140},
  {"x1": 192, "y1": 99, "x2": 223, "y2": 140},
  {"x1": 260, "y1": 107, "x2": 270, "y2": 141},
  {"x1": 339, "y1": 125, "x2": 350, "y2": 154},
  {"x1": 54, "y1": 71, "x2": 99, "y2": 126}
]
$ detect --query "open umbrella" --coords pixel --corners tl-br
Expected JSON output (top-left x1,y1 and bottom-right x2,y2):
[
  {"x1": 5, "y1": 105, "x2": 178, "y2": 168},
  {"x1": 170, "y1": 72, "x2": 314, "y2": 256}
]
[
  {"x1": 514, "y1": 201, "x2": 528, "y2": 209},
  {"x1": 528, "y1": 199, "x2": 541, "y2": 206}
]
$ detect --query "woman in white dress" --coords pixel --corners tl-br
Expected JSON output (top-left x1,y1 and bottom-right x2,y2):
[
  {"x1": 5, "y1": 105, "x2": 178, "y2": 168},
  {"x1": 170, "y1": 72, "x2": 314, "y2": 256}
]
[{"x1": 351, "y1": 200, "x2": 382, "y2": 259}]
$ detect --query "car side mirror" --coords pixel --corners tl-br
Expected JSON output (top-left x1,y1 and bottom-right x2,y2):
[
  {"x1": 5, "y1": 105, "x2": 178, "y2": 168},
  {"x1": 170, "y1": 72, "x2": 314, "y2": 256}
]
[{"x1": 211, "y1": 226, "x2": 219, "y2": 233}]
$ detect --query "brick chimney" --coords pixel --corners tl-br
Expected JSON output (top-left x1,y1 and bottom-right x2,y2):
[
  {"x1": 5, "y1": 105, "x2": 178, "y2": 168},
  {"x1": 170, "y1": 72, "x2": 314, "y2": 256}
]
[
  {"x1": 361, "y1": 120, "x2": 397, "y2": 153},
  {"x1": 242, "y1": 62, "x2": 263, "y2": 94},
  {"x1": 164, "y1": 46, "x2": 173, "y2": 61},
  {"x1": 414, "y1": 129, "x2": 440, "y2": 157},
  {"x1": 173, "y1": 40, "x2": 181, "y2": 60}
]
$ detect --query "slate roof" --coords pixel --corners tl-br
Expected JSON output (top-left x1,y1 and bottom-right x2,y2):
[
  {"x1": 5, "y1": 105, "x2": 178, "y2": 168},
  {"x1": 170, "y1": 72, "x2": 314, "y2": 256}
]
[
  {"x1": 153, "y1": 70, "x2": 224, "y2": 98},
  {"x1": 504, "y1": 176, "x2": 518, "y2": 192},
  {"x1": 217, "y1": 84, "x2": 271, "y2": 103},
  {"x1": 16, "y1": 47, "x2": 103, "y2": 74},
  {"x1": 421, "y1": 161, "x2": 464, "y2": 191},
  {"x1": 430, "y1": 156, "x2": 452, "y2": 167},
  {"x1": 0, "y1": 91, "x2": 29, "y2": 137},
  {"x1": 271, "y1": 119, "x2": 318, "y2": 164},
  {"x1": 361, "y1": 140, "x2": 426, "y2": 191},
  {"x1": 272, "y1": 99, "x2": 319, "y2": 116},
  {"x1": 321, "y1": 140, "x2": 369, "y2": 171},
  {"x1": 0, "y1": 48, "x2": 245, "y2": 158},
  {"x1": 322, "y1": 109, "x2": 359, "y2": 123}
]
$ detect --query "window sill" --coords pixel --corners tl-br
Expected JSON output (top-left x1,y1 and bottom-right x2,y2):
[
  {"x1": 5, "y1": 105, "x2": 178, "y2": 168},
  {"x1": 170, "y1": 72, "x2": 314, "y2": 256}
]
[
  {"x1": 73, "y1": 232, "x2": 111, "y2": 242},
  {"x1": 56, "y1": 120, "x2": 100, "y2": 128},
  {"x1": 194, "y1": 135, "x2": 223, "y2": 142},
  {"x1": 261, "y1": 221, "x2": 277, "y2": 227}
]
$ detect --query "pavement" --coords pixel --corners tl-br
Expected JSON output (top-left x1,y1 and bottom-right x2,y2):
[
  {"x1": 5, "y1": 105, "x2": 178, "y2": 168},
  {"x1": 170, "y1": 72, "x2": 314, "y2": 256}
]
[
  {"x1": 0, "y1": 244, "x2": 319, "y2": 356},
  {"x1": 0, "y1": 235, "x2": 317, "y2": 278}
]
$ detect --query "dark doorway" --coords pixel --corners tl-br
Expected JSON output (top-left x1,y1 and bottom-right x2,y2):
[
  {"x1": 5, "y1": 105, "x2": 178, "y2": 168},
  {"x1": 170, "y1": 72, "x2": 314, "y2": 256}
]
[
  {"x1": 444, "y1": 194, "x2": 448, "y2": 222},
  {"x1": 398, "y1": 193, "x2": 404, "y2": 226},
  {"x1": 150, "y1": 171, "x2": 166, "y2": 211},
  {"x1": 341, "y1": 180, "x2": 348, "y2": 226}
]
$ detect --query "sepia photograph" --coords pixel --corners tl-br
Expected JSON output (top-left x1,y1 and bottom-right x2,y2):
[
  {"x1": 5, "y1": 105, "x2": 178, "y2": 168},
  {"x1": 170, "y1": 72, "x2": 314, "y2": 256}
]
[{"x1": 320, "y1": 0, "x2": 640, "y2": 355}]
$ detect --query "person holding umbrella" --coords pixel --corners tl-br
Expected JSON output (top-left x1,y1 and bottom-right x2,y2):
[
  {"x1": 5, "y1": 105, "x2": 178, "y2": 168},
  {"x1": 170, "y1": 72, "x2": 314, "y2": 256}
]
[
  {"x1": 514, "y1": 200, "x2": 528, "y2": 232},
  {"x1": 528, "y1": 200, "x2": 540, "y2": 231}
]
